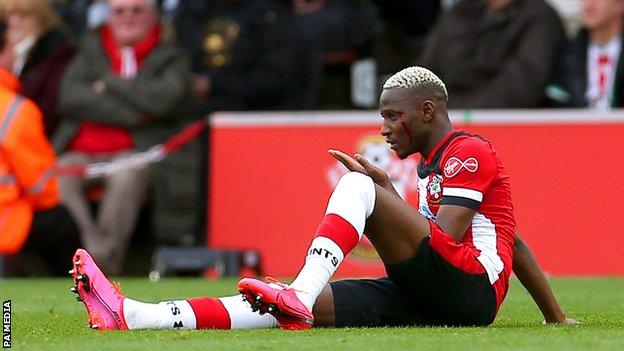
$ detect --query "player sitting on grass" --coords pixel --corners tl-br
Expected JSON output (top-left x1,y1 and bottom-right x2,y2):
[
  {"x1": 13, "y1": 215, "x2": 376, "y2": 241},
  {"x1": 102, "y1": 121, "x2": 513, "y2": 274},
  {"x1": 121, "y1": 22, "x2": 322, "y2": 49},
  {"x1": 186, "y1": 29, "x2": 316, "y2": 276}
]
[{"x1": 69, "y1": 66, "x2": 574, "y2": 330}]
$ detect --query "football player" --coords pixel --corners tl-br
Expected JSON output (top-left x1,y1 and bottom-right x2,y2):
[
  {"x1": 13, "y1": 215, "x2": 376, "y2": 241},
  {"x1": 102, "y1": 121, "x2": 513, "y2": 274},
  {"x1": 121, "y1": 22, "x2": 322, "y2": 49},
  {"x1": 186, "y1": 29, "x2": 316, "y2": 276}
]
[{"x1": 70, "y1": 66, "x2": 573, "y2": 330}]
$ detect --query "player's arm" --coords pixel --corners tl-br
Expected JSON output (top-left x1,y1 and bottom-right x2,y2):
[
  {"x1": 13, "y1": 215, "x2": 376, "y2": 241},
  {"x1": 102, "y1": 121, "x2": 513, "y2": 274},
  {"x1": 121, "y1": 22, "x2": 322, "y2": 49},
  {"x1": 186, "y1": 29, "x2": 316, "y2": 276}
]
[
  {"x1": 513, "y1": 233, "x2": 575, "y2": 324},
  {"x1": 328, "y1": 149, "x2": 402, "y2": 199},
  {"x1": 434, "y1": 139, "x2": 496, "y2": 243},
  {"x1": 330, "y1": 149, "x2": 476, "y2": 242},
  {"x1": 435, "y1": 205, "x2": 475, "y2": 243}
]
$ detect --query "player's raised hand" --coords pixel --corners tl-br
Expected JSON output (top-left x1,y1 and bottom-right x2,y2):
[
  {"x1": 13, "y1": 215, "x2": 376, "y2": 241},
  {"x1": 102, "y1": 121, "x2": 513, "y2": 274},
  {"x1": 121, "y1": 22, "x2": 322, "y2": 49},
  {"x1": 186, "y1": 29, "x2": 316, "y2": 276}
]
[
  {"x1": 328, "y1": 149, "x2": 394, "y2": 192},
  {"x1": 353, "y1": 153, "x2": 391, "y2": 187},
  {"x1": 328, "y1": 149, "x2": 367, "y2": 174}
]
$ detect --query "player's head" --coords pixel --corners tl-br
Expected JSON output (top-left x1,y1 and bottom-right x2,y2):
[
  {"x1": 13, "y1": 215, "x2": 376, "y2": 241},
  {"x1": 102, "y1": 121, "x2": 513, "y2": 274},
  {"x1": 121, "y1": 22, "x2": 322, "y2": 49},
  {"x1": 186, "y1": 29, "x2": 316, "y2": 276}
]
[{"x1": 379, "y1": 66, "x2": 450, "y2": 159}]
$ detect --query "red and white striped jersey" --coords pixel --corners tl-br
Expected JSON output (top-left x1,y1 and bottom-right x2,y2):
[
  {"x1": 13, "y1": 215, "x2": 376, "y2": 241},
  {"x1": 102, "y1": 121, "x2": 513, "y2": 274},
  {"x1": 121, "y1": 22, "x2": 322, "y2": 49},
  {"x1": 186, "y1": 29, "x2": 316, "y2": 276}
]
[{"x1": 416, "y1": 130, "x2": 516, "y2": 308}]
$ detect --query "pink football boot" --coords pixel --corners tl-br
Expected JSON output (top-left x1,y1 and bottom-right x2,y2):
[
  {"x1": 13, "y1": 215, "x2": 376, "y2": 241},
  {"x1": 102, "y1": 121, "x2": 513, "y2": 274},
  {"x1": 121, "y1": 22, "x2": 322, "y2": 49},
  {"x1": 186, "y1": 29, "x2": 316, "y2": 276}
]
[
  {"x1": 69, "y1": 249, "x2": 128, "y2": 330},
  {"x1": 238, "y1": 277, "x2": 314, "y2": 330}
]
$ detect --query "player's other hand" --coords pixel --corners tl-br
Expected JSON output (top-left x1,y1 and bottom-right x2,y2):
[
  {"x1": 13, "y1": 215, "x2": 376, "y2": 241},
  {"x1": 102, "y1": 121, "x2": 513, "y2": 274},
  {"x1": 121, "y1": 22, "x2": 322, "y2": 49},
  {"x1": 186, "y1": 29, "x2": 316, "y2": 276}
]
[
  {"x1": 543, "y1": 317, "x2": 579, "y2": 325},
  {"x1": 328, "y1": 149, "x2": 391, "y2": 187}
]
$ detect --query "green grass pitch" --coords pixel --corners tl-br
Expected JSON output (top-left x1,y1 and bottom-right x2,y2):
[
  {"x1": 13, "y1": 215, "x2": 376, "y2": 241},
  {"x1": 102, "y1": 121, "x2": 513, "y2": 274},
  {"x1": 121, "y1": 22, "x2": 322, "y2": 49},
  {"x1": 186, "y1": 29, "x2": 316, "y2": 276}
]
[{"x1": 2, "y1": 277, "x2": 623, "y2": 350}]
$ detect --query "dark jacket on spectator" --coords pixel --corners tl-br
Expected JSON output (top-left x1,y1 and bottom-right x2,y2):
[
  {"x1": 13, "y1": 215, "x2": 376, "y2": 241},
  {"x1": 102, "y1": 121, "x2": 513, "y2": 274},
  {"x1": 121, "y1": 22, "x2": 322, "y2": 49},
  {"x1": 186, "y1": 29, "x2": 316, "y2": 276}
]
[
  {"x1": 55, "y1": 30, "x2": 191, "y2": 152},
  {"x1": 56, "y1": 29, "x2": 200, "y2": 245},
  {"x1": 175, "y1": 0, "x2": 299, "y2": 111},
  {"x1": 19, "y1": 29, "x2": 75, "y2": 137},
  {"x1": 418, "y1": 0, "x2": 566, "y2": 108},
  {"x1": 553, "y1": 29, "x2": 624, "y2": 108}
]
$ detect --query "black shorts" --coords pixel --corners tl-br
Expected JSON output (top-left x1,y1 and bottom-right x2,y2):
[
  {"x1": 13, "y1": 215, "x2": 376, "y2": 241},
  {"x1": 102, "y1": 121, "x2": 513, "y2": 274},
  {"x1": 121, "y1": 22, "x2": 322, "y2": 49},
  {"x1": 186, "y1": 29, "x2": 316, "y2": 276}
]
[{"x1": 330, "y1": 236, "x2": 497, "y2": 327}]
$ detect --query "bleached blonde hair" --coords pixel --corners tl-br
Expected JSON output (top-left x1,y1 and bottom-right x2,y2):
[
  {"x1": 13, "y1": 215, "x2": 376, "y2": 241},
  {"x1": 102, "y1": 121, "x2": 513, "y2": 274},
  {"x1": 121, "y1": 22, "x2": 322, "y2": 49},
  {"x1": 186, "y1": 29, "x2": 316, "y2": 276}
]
[{"x1": 383, "y1": 66, "x2": 448, "y2": 101}]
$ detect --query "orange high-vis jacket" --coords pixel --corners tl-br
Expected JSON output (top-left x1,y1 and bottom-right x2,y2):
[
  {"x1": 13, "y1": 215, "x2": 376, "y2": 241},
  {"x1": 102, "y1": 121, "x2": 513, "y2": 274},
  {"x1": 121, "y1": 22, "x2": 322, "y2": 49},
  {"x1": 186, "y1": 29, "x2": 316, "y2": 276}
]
[{"x1": 0, "y1": 67, "x2": 60, "y2": 254}]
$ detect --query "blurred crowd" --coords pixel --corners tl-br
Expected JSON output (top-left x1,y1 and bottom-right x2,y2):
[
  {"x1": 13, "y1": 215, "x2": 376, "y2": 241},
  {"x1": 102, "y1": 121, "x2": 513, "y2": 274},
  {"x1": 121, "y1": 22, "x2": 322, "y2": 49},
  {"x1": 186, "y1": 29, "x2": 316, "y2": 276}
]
[{"x1": 0, "y1": 0, "x2": 622, "y2": 276}]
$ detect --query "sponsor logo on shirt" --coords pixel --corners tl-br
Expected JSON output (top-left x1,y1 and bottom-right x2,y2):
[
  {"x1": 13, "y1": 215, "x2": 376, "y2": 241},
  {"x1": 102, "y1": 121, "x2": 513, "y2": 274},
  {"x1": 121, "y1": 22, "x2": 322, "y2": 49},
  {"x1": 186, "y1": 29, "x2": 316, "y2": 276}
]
[{"x1": 443, "y1": 157, "x2": 478, "y2": 178}]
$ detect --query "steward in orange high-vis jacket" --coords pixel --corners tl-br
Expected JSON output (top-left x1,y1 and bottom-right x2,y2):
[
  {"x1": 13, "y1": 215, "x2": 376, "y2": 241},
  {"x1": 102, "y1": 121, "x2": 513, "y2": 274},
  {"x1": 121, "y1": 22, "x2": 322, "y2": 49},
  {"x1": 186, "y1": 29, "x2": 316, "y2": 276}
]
[
  {"x1": 0, "y1": 66, "x2": 59, "y2": 254},
  {"x1": 0, "y1": 64, "x2": 80, "y2": 275}
]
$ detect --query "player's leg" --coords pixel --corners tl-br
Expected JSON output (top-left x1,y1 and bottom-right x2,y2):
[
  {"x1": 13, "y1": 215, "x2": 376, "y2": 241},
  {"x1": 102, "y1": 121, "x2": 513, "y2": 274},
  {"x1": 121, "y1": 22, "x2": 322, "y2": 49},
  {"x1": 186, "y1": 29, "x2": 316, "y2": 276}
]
[
  {"x1": 238, "y1": 172, "x2": 431, "y2": 328},
  {"x1": 360, "y1": 182, "x2": 432, "y2": 264},
  {"x1": 70, "y1": 248, "x2": 278, "y2": 330},
  {"x1": 290, "y1": 172, "x2": 429, "y2": 300},
  {"x1": 122, "y1": 295, "x2": 278, "y2": 330},
  {"x1": 311, "y1": 285, "x2": 335, "y2": 326},
  {"x1": 313, "y1": 279, "x2": 423, "y2": 327},
  {"x1": 266, "y1": 281, "x2": 415, "y2": 328}
]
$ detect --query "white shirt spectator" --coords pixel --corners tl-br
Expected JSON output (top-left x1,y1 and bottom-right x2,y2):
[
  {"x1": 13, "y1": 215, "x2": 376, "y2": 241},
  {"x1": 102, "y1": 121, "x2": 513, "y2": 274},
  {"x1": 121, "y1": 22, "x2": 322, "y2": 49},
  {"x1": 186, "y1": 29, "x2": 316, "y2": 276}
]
[{"x1": 586, "y1": 36, "x2": 621, "y2": 110}]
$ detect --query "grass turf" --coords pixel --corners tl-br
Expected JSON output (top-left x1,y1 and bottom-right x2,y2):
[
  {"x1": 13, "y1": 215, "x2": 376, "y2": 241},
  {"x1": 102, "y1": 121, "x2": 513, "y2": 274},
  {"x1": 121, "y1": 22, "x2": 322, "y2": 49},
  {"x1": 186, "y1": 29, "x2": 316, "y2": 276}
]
[{"x1": 1, "y1": 277, "x2": 623, "y2": 350}]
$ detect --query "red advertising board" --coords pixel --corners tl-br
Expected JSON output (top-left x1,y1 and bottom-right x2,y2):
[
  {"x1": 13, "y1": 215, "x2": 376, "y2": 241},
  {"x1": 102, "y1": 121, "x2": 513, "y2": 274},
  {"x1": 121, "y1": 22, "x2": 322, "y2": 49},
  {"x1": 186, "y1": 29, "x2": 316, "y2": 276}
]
[{"x1": 208, "y1": 110, "x2": 624, "y2": 277}]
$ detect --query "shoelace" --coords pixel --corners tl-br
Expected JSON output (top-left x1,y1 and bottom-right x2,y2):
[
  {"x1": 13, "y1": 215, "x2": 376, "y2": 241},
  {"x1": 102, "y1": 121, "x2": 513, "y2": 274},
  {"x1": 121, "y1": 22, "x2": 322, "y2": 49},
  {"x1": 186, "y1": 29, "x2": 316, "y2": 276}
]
[
  {"x1": 265, "y1": 276, "x2": 289, "y2": 289},
  {"x1": 263, "y1": 277, "x2": 312, "y2": 317},
  {"x1": 264, "y1": 276, "x2": 306, "y2": 294}
]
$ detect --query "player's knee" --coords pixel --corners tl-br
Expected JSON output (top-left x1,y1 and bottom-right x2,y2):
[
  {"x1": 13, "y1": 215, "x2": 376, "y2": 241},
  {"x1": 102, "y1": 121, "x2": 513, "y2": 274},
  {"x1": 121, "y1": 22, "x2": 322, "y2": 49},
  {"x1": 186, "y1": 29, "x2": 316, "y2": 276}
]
[
  {"x1": 333, "y1": 172, "x2": 376, "y2": 215},
  {"x1": 336, "y1": 172, "x2": 373, "y2": 191}
]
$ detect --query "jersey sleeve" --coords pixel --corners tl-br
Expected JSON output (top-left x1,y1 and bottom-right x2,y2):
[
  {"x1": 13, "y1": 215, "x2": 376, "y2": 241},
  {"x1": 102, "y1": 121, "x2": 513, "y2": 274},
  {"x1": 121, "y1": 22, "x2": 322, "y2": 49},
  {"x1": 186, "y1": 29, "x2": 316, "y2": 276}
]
[{"x1": 440, "y1": 137, "x2": 497, "y2": 210}]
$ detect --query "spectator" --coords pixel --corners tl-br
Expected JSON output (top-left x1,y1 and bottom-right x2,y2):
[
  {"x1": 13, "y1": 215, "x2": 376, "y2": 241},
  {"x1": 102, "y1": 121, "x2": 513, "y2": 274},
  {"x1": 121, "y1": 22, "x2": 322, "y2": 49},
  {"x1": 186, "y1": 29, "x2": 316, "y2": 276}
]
[
  {"x1": 158, "y1": 0, "x2": 179, "y2": 24},
  {"x1": 291, "y1": 0, "x2": 382, "y2": 109},
  {"x1": 550, "y1": 0, "x2": 624, "y2": 109},
  {"x1": 53, "y1": 0, "x2": 109, "y2": 36},
  {"x1": 172, "y1": 0, "x2": 299, "y2": 112},
  {"x1": 55, "y1": 0, "x2": 191, "y2": 274},
  {"x1": 0, "y1": 0, "x2": 75, "y2": 137},
  {"x1": 372, "y1": 0, "x2": 441, "y2": 75},
  {"x1": 0, "y1": 20, "x2": 80, "y2": 276},
  {"x1": 418, "y1": 0, "x2": 566, "y2": 108}
]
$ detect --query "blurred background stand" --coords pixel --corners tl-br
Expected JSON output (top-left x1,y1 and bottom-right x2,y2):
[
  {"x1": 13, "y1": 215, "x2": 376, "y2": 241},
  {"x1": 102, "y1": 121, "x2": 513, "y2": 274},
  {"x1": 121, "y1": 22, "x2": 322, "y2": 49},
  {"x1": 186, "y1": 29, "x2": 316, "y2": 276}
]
[{"x1": 149, "y1": 247, "x2": 261, "y2": 281}]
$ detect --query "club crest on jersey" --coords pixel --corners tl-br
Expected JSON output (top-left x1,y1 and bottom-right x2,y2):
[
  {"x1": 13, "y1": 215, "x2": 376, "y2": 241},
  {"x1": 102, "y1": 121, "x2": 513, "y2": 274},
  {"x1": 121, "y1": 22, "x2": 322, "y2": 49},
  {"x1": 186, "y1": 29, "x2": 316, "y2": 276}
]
[
  {"x1": 443, "y1": 157, "x2": 478, "y2": 178},
  {"x1": 427, "y1": 174, "x2": 443, "y2": 203}
]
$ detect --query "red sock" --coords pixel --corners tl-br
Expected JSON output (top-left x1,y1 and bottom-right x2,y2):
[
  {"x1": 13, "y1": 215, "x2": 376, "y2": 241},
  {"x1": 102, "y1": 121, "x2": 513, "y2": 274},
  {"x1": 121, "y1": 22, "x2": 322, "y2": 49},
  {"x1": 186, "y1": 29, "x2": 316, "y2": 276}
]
[
  {"x1": 315, "y1": 213, "x2": 360, "y2": 256},
  {"x1": 187, "y1": 297, "x2": 231, "y2": 329}
]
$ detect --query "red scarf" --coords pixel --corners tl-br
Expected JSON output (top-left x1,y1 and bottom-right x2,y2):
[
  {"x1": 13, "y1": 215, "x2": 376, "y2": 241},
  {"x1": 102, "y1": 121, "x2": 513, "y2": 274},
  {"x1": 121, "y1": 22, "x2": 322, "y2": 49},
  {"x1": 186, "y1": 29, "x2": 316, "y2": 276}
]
[{"x1": 101, "y1": 24, "x2": 162, "y2": 76}]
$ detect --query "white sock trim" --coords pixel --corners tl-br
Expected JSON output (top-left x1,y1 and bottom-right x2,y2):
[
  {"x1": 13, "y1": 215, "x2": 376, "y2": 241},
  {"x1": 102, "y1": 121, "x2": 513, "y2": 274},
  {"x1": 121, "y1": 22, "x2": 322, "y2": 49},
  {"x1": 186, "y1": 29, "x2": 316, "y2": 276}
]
[
  {"x1": 122, "y1": 298, "x2": 197, "y2": 330},
  {"x1": 219, "y1": 295, "x2": 278, "y2": 329},
  {"x1": 325, "y1": 172, "x2": 376, "y2": 235},
  {"x1": 158, "y1": 300, "x2": 197, "y2": 330}
]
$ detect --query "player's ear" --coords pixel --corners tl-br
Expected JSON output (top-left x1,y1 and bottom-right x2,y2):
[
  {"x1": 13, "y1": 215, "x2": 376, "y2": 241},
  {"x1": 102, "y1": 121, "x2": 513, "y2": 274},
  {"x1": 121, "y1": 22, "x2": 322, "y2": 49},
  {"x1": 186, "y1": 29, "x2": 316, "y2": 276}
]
[{"x1": 421, "y1": 100, "x2": 435, "y2": 122}]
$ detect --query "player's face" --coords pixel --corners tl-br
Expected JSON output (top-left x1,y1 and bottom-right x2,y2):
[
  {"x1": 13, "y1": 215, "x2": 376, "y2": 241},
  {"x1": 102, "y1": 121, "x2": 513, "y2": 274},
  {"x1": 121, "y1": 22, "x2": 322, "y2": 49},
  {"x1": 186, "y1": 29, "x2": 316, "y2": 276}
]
[{"x1": 379, "y1": 88, "x2": 428, "y2": 159}]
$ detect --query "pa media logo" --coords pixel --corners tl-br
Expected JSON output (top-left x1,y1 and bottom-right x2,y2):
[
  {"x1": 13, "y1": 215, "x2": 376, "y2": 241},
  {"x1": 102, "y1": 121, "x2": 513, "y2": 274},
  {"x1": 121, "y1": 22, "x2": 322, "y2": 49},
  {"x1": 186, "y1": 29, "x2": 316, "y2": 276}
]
[{"x1": 2, "y1": 300, "x2": 10, "y2": 349}]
